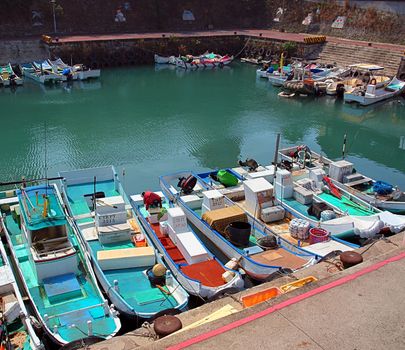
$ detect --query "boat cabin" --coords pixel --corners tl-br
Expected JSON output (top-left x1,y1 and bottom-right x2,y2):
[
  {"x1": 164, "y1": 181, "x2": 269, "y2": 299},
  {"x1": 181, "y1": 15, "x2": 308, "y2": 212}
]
[{"x1": 17, "y1": 185, "x2": 77, "y2": 282}]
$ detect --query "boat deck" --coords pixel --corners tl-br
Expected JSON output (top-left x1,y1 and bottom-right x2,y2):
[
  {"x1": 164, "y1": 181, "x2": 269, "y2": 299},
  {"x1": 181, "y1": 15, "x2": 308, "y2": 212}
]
[
  {"x1": 2, "y1": 212, "x2": 117, "y2": 342},
  {"x1": 145, "y1": 210, "x2": 227, "y2": 288}
]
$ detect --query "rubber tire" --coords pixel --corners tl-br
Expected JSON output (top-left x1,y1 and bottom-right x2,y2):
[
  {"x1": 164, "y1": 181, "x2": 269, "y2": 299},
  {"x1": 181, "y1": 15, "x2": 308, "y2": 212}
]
[
  {"x1": 153, "y1": 315, "x2": 182, "y2": 338},
  {"x1": 340, "y1": 251, "x2": 363, "y2": 269}
]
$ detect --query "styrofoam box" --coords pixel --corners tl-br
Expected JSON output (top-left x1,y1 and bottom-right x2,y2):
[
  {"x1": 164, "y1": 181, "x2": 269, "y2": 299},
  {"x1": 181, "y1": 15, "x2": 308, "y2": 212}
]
[
  {"x1": 176, "y1": 231, "x2": 209, "y2": 265},
  {"x1": 247, "y1": 168, "x2": 275, "y2": 184},
  {"x1": 275, "y1": 169, "x2": 293, "y2": 186},
  {"x1": 309, "y1": 168, "x2": 326, "y2": 184},
  {"x1": 182, "y1": 194, "x2": 203, "y2": 210},
  {"x1": 293, "y1": 186, "x2": 313, "y2": 205},
  {"x1": 97, "y1": 247, "x2": 155, "y2": 270},
  {"x1": 96, "y1": 211, "x2": 127, "y2": 227},
  {"x1": 243, "y1": 178, "x2": 273, "y2": 213},
  {"x1": 329, "y1": 160, "x2": 353, "y2": 182},
  {"x1": 296, "y1": 178, "x2": 313, "y2": 190},
  {"x1": 167, "y1": 207, "x2": 187, "y2": 233},
  {"x1": 274, "y1": 181, "x2": 294, "y2": 199},
  {"x1": 232, "y1": 167, "x2": 249, "y2": 178},
  {"x1": 159, "y1": 221, "x2": 168, "y2": 235},
  {"x1": 202, "y1": 190, "x2": 225, "y2": 210},
  {"x1": 148, "y1": 213, "x2": 159, "y2": 224},
  {"x1": 261, "y1": 206, "x2": 285, "y2": 223},
  {"x1": 98, "y1": 222, "x2": 132, "y2": 244},
  {"x1": 96, "y1": 196, "x2": 125, "y2": 215}
]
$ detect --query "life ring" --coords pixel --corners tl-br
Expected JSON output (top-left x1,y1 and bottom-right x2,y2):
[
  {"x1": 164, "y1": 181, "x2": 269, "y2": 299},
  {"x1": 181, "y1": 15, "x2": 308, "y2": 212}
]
[
  {"x1": 265, "y1": 49, "x2": 272, "y2": 57},
  {"x1": 370, "y1": 78, "x2": 377, "y2": 85},
  {"x1": 324, "y1": 79, "x2": 334, "y2": 85},
  {"x1": 258, "y1": 47, "x2": 265, "y2": 56}
]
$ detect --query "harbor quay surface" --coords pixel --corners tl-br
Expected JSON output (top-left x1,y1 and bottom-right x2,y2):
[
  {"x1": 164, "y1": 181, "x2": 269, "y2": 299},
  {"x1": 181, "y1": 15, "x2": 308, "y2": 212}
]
[{"x1": 90, "y1": 232, "x2": 405, "y2": 350}]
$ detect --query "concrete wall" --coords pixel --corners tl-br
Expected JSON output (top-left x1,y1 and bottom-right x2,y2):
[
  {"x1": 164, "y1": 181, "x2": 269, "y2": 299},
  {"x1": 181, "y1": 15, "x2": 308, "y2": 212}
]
[{"x1": 306, "y1": 1, "x2": 405, "y2": 14}]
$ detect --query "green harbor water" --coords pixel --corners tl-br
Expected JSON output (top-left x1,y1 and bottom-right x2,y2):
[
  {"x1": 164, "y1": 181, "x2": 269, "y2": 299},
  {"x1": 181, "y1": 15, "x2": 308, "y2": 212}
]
[{"x1": 1, "y1": 63, "x2": 405, "y2": 193}]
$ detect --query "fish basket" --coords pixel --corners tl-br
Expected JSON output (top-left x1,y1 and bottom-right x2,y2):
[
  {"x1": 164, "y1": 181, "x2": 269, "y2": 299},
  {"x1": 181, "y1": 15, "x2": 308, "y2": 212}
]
[{"x1": 309, "y1": 227, "x2": 329, "y2": 244}]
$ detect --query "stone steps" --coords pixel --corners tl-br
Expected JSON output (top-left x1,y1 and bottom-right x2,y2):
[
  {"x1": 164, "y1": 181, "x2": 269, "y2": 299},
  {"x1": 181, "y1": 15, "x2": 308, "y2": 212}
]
[{"x1": 317, "y1": 42, "x2": 403, "y2": 76}]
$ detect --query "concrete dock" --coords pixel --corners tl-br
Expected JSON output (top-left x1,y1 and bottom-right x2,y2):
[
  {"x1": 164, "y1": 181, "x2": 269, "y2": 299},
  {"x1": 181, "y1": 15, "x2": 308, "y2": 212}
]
[{"x1": 90, "y1": 232, "x2": 405, "y2": 350}]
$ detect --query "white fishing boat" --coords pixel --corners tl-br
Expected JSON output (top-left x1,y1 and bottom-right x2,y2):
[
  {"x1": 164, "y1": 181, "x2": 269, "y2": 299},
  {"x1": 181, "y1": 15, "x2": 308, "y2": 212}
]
[
  {"x1": 279, "y1": 146, "x2": 405, "y2": 214},
  {"x1": 160, "y1": 171, "x2": 317, "y2": 281},
  {"x1": 154, "y1": 54, "x2": 176, "y2": 65},
  {"x1": 49, "y1": 58, "x2": 101, "y2": 80},
  {"x1": 20, "y1": 63, "x2": 60, "y2": 84},
  {"x1": 344, "y1": 76, "x2": 405, "y2": 106},
  {"x1": 195, "y1": 169, "x2": 359, "y2": 256},
  {"x1": 0, "y1": 224, "x2": 43, "y2": 350},
  {"x1": 131, "y1": 192, "x2": 244, "y2": 299},
  {"x1": 33, "y1": 61, "x2": 66, "y2": 82}
]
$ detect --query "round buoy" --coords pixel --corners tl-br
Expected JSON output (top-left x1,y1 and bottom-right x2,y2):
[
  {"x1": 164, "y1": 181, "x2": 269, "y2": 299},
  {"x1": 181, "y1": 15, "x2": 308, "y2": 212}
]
[
  {"x1": 153, "y1": 315, "x2": 182, "y2": 338},
  {"x1": 152, "y1": 264, "x2": 167, "y2": 277},
  {"x1": 340, "y1": 251, "x2": 363, "y2": 269}
]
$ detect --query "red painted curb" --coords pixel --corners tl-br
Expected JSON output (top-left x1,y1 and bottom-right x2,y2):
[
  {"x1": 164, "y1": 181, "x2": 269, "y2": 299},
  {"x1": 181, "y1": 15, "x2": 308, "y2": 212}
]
[{"x1": 168, "y1": 251, "x2": 405, "y2": 350}]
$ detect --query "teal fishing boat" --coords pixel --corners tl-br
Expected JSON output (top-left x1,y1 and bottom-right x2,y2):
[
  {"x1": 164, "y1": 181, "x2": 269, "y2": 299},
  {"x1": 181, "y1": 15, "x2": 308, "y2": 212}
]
[
  {"x1": 0, "y1": 216, "x2": 43, "y2": 350},
  {"x1": 59, "y1": 166, "x2": 188, "y2": 319},
  {"x1": 0, "y1": 184, "x2": 120, "y2": 346}
]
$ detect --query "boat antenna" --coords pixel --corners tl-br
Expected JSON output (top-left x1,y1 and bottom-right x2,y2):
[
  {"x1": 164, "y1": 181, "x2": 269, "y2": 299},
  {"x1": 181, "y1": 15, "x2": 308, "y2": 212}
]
[
  {"x1": 342, "y1": 133, "x2": 347, "y2": 159},
  {"x1": 273, "y1": 133, "x2": 281, "y2": 172},
  {"x1": 44, "y1": 120, "x2": 49, "y2": 196},
  {"x1": 93, "y1": 176, "x2": 97, "y2": 213}
]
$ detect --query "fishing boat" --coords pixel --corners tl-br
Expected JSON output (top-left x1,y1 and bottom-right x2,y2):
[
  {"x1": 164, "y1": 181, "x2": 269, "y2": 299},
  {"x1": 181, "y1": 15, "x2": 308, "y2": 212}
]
[
  {"x1": 344, "y1": 76, "x2": 405, "y2": 106},
  {"x1": 154, "y1": 55, "x2": 176, "y2": 65},
  {"x1": 33, "y1": 61, "x2": 66, "y2": 82},
  {"x1": 279, "y1": 146, "x2": 405, "y2": 214},
  {"x1": 131, "y1": 191, "x2": 244, "y2": 299},
  {"x1": 160, "y1": 171, "x2": 317, "y2": 281},
  {"x1": 196, "y1": 168, "x2": 359, "y2": 256},
  {"x1": 0, "y1": 64, "x2": 23, "y2": 87},
  {"x1": 175, "y1": 53, "x2": 233, "y2": 70},
  {"x1": 59, "y1": 166, "x2": 188, "y2": 319},
  {"x1": 49, "y1": 59, "x2": 101, "y2": 81},
  {"x1": 0, "y1": 183, "x2": 120, "y2": 345},
  {"x1": 0, "y1": 223, "x2": 43, "y2": 350},
  {"x1": 327, "y1": 64, "x2": 391, "y2": 101},
  {"x1": 20, "y1": 63, "x2": 59, "y2": 84}
]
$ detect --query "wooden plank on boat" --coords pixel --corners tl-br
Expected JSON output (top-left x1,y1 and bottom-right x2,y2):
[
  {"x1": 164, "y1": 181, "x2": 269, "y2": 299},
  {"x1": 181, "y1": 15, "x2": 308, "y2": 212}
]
[
  {"x1": 345, "y1": 177, "x2": 372, "y2": 187},
  {"x1": 73, "y1": 212, "x2": 94, "y2": 220}
]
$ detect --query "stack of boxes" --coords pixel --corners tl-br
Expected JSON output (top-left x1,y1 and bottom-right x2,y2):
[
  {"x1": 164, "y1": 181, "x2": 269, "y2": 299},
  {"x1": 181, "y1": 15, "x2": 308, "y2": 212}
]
[
  {"x1": 274, "y1": 169, "x2": 294, "y2": 199},
  {"x1": 166, "y1": 208, "x2": 209, "y2": 265},
  {"x1": 201, "y1": 190, "x2": 225, "y2": 215},
  {"x1": 96, "y1": 196, "x2": 131, "y2": 244},
  {"x1": 243, "y1": 178, "x2": 285, "y2": 223}
]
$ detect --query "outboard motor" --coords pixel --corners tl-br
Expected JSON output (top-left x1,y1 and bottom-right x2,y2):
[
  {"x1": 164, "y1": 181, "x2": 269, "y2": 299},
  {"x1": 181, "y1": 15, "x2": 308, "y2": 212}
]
[
  {"x1": 238, "y1": 158, "x2": 259, "y2": 171},
  {"x1": 177, "y1": 175, "x2": 197, "y2": 194}
]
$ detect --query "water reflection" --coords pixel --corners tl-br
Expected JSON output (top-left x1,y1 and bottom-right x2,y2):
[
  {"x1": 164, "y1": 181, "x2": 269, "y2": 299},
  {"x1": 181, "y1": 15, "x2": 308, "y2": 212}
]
[{"x1": 0, "y1": 63, "x2": 404, "y2": 194}]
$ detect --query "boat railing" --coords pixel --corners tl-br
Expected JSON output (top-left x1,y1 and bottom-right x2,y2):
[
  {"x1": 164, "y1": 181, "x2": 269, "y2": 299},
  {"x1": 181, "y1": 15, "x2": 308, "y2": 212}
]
[{"x1": 44, "y1": 301, "x2": 108, "y2": 323}]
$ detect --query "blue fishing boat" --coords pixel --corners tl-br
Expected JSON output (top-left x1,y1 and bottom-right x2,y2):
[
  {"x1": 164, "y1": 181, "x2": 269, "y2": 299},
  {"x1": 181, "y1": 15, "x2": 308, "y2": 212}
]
[
  {"x1": 59, "y1": 166, "x2": 188, "y2": 319},
  {"x1": 160, "y1": 171, "x2": 317, "y2": 281},
  {"x1": 0, "y1": 184, "x2": 120, "y2": 346},
  {"x1": 131, "y1": 191, "x2": 244, "y2": 299},
  {"x1": 0, "y1": 215, "x2": 42, "y2": 350}
]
